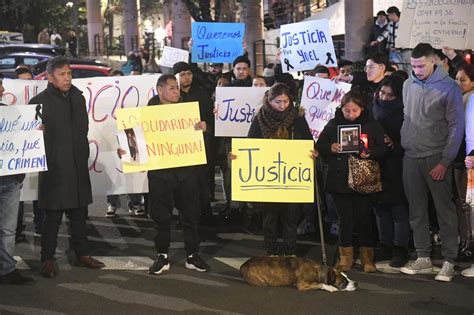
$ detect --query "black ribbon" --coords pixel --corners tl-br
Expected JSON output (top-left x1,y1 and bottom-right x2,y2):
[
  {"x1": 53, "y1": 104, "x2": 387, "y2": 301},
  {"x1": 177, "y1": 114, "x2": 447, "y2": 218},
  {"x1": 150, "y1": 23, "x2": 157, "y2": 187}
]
[
  {"x1": 35, "y1": 104, "x2": 42, "y2": 121},
  {"x1": 284, "y1": 58, "x2": 294, "y2": 71},
  {"x1": 325, "y1": 52, "x2": 335, "y2": 65}
]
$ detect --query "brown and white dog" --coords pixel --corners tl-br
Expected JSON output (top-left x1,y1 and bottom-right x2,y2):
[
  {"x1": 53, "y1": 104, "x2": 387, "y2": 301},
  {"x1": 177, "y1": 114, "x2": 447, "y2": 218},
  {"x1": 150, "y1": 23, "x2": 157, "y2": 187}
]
[{"x1": 240, "y1": 256, "x2": 357, "y2": 292}]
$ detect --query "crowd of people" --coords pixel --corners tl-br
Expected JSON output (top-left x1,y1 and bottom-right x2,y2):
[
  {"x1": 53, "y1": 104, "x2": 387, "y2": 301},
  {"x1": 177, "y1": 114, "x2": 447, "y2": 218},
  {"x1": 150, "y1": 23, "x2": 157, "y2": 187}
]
[{"x1": 1, "y1": 7, "x2": 473, "y2": 287}]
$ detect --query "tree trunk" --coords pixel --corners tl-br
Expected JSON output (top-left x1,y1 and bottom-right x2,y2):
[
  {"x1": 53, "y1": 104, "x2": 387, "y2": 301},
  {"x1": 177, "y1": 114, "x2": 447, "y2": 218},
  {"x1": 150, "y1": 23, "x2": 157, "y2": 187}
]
[
  {"x1": 123, "y1": 0, "x2": 140, "y2": 54},
  {"x1": 171, "y1": 0, "x2": 192, "y2": 50},
  {"x1": 86, "y1": 0, "x2": 104, "y2": 56},
  {"x1": 240, "y1": 0, "x2": 263, "y2": 76},
  {"x1": 344, "y1": 0, "x2": 373, "y2": 61}
]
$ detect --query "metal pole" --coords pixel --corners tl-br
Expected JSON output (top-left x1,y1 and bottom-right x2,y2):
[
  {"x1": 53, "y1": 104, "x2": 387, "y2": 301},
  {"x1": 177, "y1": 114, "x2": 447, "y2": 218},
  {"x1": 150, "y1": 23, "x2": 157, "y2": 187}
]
[{"x1": 313, "y1": 159, "x2": 327, "y2": 266}]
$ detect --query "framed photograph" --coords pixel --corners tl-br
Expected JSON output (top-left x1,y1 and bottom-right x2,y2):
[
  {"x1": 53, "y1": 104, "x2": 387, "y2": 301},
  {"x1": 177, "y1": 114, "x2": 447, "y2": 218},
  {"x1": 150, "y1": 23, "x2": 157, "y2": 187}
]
[{"x1": 337, "y1": 124, "x2": 361, "y2": 153}]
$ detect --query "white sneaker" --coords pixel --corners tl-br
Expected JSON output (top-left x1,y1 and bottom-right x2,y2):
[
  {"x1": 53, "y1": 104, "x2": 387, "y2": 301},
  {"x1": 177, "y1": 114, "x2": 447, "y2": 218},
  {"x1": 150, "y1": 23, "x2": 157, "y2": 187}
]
[
  {"x1": 105, "y1": 205, "x2": 117, "y2": 218},
  {"x1": 461, "y1": 265, "x2": 474, "y2": 277},
  {"x1": 400, "y1": 257, "x2": 433, "y2": 275},
  {"x1": 435, "y1": 261, "x2": 455, "y2": 282}
]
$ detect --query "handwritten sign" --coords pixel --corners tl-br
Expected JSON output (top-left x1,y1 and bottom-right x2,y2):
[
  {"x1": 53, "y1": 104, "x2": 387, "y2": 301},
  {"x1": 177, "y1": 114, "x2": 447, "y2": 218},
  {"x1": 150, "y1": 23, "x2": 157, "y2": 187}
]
[
  {"x1": 279, "y1": 19, "x2": 337, "y2": 73},
  {"x1": 0, "y1": 105, "x2": 47, "y2": 176},
  {"x1": 301, "y1": 76, "x2": 351, "y2": 141},
  {"x1": 397, "y1": 0, "x2": 474, "y2": 49},
  {"x1": 231, "y1": 138, "x2": 314, "y2": 203},
  {"x1": 214, "y1": 87, "x2": 269, "y2": 137},
  {"x1": 160, "y1": 46, "x2": 190, "y2": 68},
  {"x1": 2, "y1": 75, "x2": 160, "y2": 198},
  {"x1": 116, "y1": 102, "x2": 206, "y2": 173},
  {"x1": 191, "y1": 22, "x2": 245, "y2": 63}
]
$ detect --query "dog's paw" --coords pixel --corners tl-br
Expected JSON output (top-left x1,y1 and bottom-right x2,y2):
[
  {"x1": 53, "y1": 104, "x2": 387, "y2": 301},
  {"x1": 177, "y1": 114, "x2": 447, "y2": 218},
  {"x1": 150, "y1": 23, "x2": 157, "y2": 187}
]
[{"x1": 321, "y1": 284, "x2": 339, "y2": 292}]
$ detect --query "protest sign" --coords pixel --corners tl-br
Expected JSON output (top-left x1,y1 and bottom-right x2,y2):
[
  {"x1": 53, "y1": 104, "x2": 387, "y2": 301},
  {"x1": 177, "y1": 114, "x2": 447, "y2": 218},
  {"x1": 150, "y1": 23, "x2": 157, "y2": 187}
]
[
  {"x1": 231, "y1": 138, "x2": 314, "y2": 203},
  {"x1": 214, "y1": 87, "x2": 269, "y2": 137},
  {"x1": 397, "y1": 0, "x2": 474, "y2": 49},
  {"x1": 0, "y1": 104, "x2": 47, "y2": 176},
  {"x1": 279, "y1": 19, "x2": 337, "y2": 73},
  {"x1": 300, "y1": 76, "x2": 351, "y2": 141},
  {"x1": 116, "y1": 102, "x2": 207, "y2": 173},
  {"x1": 160, "y1": 46, "x2": 190, "y2": 68},
  {"x1": 191, "y1": 22, "x2": 245, "y2": 63},
  {"x1": 2, "y1": 75, "x2": 160, "y2": 198}
]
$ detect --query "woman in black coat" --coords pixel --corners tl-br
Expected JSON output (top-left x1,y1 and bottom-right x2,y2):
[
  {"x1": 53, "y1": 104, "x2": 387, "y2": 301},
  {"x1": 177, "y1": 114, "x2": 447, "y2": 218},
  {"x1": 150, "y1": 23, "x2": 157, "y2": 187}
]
[
  {"x1": 246, "y1": 83, "x2": 313, "y2": 256},
  {"x1": 372, "y1": 75, "x2": 411, "y2": 267},
  {"x1": 316, "y1": 89, "x2": 386, "y2": 272}
]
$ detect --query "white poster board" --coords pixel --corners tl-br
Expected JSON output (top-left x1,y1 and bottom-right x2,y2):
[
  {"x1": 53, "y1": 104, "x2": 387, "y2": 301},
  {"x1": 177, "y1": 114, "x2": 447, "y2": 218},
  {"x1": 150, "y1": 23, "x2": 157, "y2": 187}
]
[
  {"x1": 2, "y1": 75, "x2": 160, "y2": 199},
  {"x1": 397, "y1": 0, "x2": 474, "y2": 49},
  {"x1": 214, "y1": 87, "x2": 269, "y2": 137},
  {"x1": 300, "y1": 76, "x2": 351, "y2": 141},
  {"x1": 0, "y1": 105, "x2": 47, "y2": 176},
  {"x1": 279, "y1": 19, "x2": 337, "y2": 73},
  {"x1": 160, "y1": 46, "x2": 190, "y2": 68}
]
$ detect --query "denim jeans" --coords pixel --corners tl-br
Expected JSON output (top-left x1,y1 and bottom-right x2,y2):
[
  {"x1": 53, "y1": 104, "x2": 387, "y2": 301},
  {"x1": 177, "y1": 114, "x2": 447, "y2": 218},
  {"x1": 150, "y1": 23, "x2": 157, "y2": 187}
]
[
  {"x1": 107, "y1": 194, "x2": 143, "y2": 208},
  {"x1": 0, "y1": 177, "x2": 22, "y2": 275},
  {"x1": 374, "y1": 203, "x2": 410, "y2": 248}
]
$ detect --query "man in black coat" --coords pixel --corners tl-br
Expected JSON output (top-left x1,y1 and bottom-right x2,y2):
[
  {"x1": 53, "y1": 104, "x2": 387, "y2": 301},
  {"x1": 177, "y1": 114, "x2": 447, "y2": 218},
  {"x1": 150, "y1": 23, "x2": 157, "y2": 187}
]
[
  {"x1": 139, "y1": 74, "x2": 210, "y2": 275},
  {"x1": 173, "y1": 61, "x2": 215, "y2": 224},
  {"x1": 29, "y1": 56, "x2": 104, "y2": 278}
]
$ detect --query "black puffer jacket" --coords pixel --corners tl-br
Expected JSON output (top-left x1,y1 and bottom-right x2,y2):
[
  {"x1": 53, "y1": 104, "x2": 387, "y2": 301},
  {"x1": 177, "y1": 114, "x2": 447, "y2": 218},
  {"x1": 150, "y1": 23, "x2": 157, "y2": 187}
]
[
  {"x1": 316, "y1": 108, "x2": 386, "y2": 194},
  {"x1": 372, "y1": 97, "x2": 406, "y2": 204}
]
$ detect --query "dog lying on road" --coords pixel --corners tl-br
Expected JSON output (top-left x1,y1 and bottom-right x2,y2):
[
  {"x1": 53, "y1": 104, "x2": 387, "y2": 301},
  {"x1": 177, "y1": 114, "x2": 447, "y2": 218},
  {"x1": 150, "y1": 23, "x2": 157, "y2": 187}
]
[{"x1": 240, "y1": 256, "x2": 357, "y2": 292}]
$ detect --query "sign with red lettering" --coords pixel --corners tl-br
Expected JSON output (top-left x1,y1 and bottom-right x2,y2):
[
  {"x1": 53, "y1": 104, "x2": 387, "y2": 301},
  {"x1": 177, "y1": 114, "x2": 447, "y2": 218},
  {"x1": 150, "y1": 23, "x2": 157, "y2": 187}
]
[{"x1": 300, "y1": 76, "x2": 351, "y2": 141}]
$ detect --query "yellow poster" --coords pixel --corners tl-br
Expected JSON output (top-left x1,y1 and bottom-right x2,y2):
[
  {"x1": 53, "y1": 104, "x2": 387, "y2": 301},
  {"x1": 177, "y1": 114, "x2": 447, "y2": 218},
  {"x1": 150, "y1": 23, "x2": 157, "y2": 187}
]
[
  {"x1": 116, "y1": 102, "x2": 207, "y2": 173},
  {"x1": 231, "y1": 138, "x2": 314, "y2": 203}
]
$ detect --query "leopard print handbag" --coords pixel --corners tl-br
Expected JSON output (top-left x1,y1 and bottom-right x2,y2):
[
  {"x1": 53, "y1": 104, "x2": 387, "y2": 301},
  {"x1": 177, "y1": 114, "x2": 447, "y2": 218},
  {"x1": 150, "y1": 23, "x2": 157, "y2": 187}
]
[{"x1": 347, "y1": 155, "x2": 382, "y2": 194}]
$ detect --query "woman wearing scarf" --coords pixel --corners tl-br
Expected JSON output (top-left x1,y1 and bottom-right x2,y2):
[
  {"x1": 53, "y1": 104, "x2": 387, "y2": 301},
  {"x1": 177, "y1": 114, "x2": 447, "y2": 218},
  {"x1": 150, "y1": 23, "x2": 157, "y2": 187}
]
[
  {"x1": 247, "y1": 83, "x2": 313, "y2": 256},
  {"x1": 372, "y1": 75, "x2": 411, "y2": 268}
]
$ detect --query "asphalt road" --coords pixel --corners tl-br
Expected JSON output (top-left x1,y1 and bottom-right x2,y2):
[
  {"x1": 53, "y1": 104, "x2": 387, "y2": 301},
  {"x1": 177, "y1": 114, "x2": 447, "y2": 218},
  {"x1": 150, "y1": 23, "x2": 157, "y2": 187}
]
[{"x1": 1, "y1": 196, "x2": 473, "y2": 315}]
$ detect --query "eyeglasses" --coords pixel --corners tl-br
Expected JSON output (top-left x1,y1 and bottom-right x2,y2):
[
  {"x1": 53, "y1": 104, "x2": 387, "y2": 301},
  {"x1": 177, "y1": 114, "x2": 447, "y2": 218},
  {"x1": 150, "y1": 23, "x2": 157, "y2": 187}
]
[{"x1": 364, "y1": 65, "x2": 379, "y2": 72}]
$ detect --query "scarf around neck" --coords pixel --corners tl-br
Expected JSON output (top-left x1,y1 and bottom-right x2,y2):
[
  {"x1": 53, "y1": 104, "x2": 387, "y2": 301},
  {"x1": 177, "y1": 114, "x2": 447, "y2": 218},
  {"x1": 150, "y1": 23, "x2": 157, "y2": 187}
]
[{"x1": 256, "y1": 102, "x2": 299, "y2": 139}]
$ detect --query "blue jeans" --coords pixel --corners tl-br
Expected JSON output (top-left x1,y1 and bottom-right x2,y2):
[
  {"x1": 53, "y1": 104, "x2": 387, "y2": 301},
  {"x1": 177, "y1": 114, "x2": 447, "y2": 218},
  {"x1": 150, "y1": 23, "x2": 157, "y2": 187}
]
[
  {"x1": 0, "y1": 177, "x2": 22, "y2": 275},
  {"x1": 374, "y1": 203, "x2": 410, "y2": 248},
  {"x1": 106, "y1": 194, "x2": 143, "y2": 208}
]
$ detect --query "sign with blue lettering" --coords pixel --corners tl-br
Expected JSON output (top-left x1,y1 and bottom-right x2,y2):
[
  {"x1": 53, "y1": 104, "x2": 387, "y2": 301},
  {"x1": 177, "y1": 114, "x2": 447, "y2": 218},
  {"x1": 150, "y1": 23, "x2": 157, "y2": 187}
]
[
  {"x1": 191, "y1": 22, "x2": 245, "y2": 63},
  {"x1": 279, "y1": 19, "x2": 337, "y2": 73},
  {"x1": 215, "y1": 87, "x2": 269, "y2": 137},
  {"x1": 0, "y1": 105, "x2": 47, "y2": 176}
]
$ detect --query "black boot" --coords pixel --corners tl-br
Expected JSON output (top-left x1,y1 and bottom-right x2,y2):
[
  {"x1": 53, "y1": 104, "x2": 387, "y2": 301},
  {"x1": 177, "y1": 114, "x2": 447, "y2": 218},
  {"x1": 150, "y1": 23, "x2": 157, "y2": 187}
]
[{"x1": 390, "y1": 246, "x2": 409, "y2": 268}]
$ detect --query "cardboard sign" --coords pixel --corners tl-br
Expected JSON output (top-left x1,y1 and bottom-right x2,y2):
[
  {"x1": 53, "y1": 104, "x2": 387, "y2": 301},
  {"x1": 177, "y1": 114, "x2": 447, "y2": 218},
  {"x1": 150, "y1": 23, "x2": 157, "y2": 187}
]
[
  {"x1": 279, "y1": 19, "x2": 337, "y2": 73},
  {"x1": 397, "y1": 0, "x2": 474, "y2": 49},
  {"x1": 2, "y1": 75, "x2": 160, "y2": 198},
  {"x1": 231, "y1": 138, "x2": 314, "y2": 203},
  {"x1": 214, "y1": 87, "x2": 269, "y2": 137},
  {"x1": 191, "y1": 22, "x2": 245, "y2": 63},
  {"x1": 160, "y1": 46, "x2": 190, "y2": 68},
  {"x1": 116, "y1": 102, "x2": 207, "y2": 173},
  {"x1": 0, "y1": 105, "x2": 47, "y2": 176},
  {"x1": 300, "y1": 76, "x2": 351, "y2": 141}
]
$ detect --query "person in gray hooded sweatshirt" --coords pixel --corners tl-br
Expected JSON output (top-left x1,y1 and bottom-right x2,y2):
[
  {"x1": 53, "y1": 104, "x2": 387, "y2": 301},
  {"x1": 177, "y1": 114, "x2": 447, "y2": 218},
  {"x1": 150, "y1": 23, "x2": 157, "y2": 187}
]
[{"x1": 399, "y1": 43, "x2": 464, "y2": 282}]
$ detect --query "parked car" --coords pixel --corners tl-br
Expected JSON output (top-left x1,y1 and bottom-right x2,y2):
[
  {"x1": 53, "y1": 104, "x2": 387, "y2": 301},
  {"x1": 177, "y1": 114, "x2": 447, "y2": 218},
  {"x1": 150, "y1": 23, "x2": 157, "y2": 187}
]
[
  {"x1": 0, "y1": 43, "x2": 65, "y2": 57},
  {"x1": 0, "y1": 52, "x2": 51, "y2": 78},
  {"x1": 34, "y1": 64, "x2": 112, "y2": 79},
  {"x1": 32, "y1": 57, "x2": 110, "y2": 76}
]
